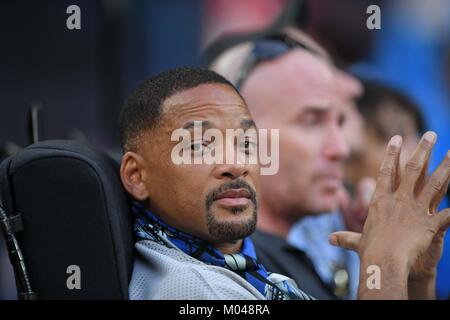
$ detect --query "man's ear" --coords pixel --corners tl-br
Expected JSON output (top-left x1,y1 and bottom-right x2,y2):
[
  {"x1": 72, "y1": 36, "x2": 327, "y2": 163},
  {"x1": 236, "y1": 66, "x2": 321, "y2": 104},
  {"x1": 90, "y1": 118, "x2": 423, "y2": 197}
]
[{"x1": 120, "y1": 151, "x2": 149, "y2": 201}]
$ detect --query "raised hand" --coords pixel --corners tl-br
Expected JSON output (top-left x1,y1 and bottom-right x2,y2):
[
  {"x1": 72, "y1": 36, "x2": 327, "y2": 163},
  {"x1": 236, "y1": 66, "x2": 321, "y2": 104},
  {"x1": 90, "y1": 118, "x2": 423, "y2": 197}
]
[{"x1": 329, "y1": 132, "x2": 450, "y2": 299}]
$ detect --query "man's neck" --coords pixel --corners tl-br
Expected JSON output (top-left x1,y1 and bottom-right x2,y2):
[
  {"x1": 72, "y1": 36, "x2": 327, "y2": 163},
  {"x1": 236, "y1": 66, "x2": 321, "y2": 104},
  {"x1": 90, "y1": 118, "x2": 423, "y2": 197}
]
[
  {"x1": 257, "y1": 201, "x2": 299, "y2": 239},
  {"x1": 213, "y1": 239, "x2": 243, "y2": 254}
]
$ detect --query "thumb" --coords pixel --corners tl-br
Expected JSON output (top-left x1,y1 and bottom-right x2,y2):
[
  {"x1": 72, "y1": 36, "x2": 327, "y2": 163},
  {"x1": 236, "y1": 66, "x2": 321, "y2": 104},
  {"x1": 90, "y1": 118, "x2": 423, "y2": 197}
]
[{"x1": 329, "y1": 231, "x2": 361, "y2": 252}]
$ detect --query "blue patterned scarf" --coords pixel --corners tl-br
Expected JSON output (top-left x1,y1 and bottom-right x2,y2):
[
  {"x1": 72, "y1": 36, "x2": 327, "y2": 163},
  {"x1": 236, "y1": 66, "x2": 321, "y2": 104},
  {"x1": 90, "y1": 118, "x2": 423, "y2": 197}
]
[{"x1": 132, "y1": 202, "x2": 313, "y2": 300}]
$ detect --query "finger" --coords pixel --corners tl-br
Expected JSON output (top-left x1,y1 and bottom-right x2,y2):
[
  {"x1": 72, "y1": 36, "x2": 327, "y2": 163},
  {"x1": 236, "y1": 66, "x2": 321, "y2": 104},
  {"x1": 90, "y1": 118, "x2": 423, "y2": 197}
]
[
  {"x1": 419, "y1": 150, "x2": 450, "y2": 209},
  {"x1": 431, "y1": 174, "x2": 450, "y2": 212},
  {"x1": 393, "y1": 141, "x2": 402, "y2": 191},
  {"x1": 329, "y1": 231, "x2": 361, "y2": 251},
  {"x1": 430, "y1": 160, "x2": 450, "y2": 213},
  {"x1": 432, "y1": 208, "x2": 450, "y2": 232},
  {"x1": 399, "y1": 131, "x2": 436, "y2": 194},
  {"x1": 375, "y1": 135, "x2": 402, "y2": 195},
  {"x1": 414, "y1": 152, "x2": 430, "y2": 197}
]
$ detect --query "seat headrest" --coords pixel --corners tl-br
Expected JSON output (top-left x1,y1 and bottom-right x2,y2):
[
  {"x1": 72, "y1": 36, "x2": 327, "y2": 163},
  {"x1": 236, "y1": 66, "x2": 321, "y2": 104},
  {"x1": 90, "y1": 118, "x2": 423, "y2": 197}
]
[{"x1": 0, "y1": 140, "x2": 133, "y2": 299}]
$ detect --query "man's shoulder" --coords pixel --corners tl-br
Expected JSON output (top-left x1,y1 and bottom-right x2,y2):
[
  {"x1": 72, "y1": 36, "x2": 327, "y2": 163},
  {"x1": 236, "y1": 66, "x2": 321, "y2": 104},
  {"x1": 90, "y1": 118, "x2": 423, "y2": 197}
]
[{"x1": 129, "y1": 240, "x2": 264, "y2": 300}]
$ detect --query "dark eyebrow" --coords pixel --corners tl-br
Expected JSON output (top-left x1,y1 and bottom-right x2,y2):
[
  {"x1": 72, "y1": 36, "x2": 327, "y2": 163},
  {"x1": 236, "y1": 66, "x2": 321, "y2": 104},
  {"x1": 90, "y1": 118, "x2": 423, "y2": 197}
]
[
  {"x1": 182, "y1": 119, "x2": 256, "y2": 130},
  {"x1": 182, "y1": 120, "x2": 213, "y2": 130},
  {"x1": 241, "y1": 119, "x2": 257, "y2": 130}
]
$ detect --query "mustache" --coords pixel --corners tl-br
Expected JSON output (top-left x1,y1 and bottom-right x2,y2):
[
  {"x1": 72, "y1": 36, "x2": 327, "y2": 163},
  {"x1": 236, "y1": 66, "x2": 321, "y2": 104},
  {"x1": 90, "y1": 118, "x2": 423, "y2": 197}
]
[{"x1": 206, "y1": 179, "x2": 257, "y2": 209}]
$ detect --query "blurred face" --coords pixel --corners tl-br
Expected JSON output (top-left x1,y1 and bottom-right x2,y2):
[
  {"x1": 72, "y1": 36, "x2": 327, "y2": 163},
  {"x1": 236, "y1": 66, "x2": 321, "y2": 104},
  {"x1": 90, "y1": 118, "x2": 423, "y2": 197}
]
[
  {"x1": 355, "y1": 103, "x2": 421, "y2": 181},
  {"x1": 241, "y1": 50, "x2": 351, "y2": 217},
  {"x1": 335, "y1": 70, "x2": 366, "y2": 155},
  {"x1": 122, "y1": 84, "x2": 260, "y2": 245}
]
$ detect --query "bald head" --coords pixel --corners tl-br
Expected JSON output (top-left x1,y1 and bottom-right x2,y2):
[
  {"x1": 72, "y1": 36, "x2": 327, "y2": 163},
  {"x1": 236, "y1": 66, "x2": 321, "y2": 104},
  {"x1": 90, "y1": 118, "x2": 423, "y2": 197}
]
[{"x1": 241, "y1": 49, "x2": 335, "y2": 126}]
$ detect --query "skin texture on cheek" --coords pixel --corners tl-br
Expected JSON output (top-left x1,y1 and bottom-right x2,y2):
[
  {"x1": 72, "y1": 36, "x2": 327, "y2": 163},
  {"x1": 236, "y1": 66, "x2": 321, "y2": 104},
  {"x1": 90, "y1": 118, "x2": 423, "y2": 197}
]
[{"x1": 139, "y1": 123, "x2": 212, "y2": 240}]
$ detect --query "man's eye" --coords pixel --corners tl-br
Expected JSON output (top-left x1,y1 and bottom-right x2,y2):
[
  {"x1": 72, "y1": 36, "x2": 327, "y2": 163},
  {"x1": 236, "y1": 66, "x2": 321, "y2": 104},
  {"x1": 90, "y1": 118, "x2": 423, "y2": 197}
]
[
  {"x1": 240, "y1": 139, "x2": 257, "y2": 152},
  {"x1": 190, "y1": 142, "x2": 208, "y2": 153},
  {"x1": 300, "y1": 114, "x2": 320, "y2": 126}
]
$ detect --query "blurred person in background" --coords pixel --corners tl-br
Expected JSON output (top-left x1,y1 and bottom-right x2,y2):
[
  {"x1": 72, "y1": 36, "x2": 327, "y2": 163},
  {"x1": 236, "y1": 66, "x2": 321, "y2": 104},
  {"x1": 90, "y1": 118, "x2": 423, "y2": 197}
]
[
  {"x1": 345, "y1": 80, "x2": 424, "y2": 188},
  {"x1": 208, "y1": 27, "x2": 365, "y2": 299},
  {"x1": 288, "y1": 80, "x2": 426, "y2": 299}
]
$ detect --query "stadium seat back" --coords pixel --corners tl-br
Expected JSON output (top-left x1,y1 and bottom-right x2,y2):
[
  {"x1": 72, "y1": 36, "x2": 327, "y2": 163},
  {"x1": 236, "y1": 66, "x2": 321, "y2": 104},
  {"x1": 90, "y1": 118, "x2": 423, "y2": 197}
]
[{"x1": 0, "y1": 140, "x2": 133, "y2": 299}]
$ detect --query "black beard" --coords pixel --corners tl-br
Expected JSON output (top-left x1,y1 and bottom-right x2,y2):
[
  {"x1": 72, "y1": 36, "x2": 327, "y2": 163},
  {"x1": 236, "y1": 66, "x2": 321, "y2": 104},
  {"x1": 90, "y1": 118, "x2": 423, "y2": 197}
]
[{"x1": 205, "y1": 180, "x2": 258, "y2": 242}]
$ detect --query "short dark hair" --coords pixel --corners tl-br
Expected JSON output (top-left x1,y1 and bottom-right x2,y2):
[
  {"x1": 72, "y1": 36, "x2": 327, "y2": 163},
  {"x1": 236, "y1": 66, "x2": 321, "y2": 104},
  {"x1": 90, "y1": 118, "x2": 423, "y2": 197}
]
[
  {"x1": 357, "y1": 80, "x2": 425, "y2": 139},
  {"x1": 119, "y1": 67, "x2": 242, "y2": 151}
]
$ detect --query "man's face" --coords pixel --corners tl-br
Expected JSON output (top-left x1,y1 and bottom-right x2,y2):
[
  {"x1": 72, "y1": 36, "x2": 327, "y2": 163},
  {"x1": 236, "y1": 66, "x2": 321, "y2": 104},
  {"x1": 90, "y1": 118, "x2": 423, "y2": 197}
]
[
  {"x1": 129, "y1": 84, "x2": 260, "y2": 245},
  {"x1": 241, "y1": 50, "x2": 352, "y2": 217}
]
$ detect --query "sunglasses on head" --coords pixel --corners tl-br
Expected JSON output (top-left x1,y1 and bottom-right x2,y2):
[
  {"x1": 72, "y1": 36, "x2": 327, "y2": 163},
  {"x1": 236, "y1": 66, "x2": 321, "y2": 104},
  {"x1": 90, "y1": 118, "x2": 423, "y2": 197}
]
[{"x1": 235, "y1": 33, "x2": 322, "y2": 90}]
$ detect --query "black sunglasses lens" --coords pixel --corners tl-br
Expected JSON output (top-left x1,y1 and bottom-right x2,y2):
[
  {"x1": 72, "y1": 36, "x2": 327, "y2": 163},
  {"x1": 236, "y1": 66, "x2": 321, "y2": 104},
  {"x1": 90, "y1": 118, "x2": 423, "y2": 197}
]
[{"x1": 253, "y1": 40, "x2": 290, "y2": 61}]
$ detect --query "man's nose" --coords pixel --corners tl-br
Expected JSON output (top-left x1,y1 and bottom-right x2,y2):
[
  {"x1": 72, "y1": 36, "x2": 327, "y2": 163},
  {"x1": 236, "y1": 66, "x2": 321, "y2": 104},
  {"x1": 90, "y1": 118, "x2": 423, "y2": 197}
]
[
  {"x1": 212, "y1": 138, "x2": 250, "y2": 179},
  {"x1": 323, "y1": 125, "x2": 351, "y2": 161},
  {"x1": 212, "y1": 163, "x2": 250, "y2": 180}
]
